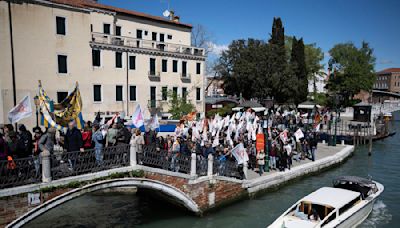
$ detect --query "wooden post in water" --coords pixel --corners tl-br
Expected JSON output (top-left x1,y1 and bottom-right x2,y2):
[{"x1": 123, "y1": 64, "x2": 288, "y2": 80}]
[
  {"x1": 353, "y1": 127, "x2": 356, "y2": 146},
  {"x1": 368, "y1": 126, "x2": 372, "y2": 156}
]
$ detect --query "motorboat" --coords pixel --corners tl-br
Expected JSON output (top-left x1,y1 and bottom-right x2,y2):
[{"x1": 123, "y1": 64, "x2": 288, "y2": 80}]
[{"x1": 268, "y1": 176, "x2": 384, "y2": 228}]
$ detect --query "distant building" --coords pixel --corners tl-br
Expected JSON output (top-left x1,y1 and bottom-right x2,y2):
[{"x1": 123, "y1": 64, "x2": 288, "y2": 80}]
[
  {"x1": 308, "y1": 73, "x2": 327, "y2": 94},
  {"x1": 1, "y1": 0, "x2": 206, "y2": 128},
  {"x1": 205, "y1": 77, "x2": 225, "y2": 97},
  {"x1": 374, "y1": 68, "x2": 400, "y2": 93}
]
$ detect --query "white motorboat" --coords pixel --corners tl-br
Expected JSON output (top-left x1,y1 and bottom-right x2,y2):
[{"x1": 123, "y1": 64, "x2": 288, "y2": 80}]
[{"x1": 268, "y1": 176, "x2": 384, "y2": 228}]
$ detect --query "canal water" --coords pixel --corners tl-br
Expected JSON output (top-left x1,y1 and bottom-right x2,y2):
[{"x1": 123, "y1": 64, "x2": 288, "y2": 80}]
[{"x1": 27, "y1": 112, "x2": 399, "y2": 228}]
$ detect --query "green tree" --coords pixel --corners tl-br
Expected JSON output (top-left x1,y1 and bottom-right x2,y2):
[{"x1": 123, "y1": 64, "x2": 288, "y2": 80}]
[
  {"x1": 290, "y1": 37, "x2": 308, "y2": 104},
  {"x1": 326, "y1": 42, "x2": 376, "y2": 106},
  {"x1": 268, "y1": 17, "x2": 294, "y2": 103},
  {"x1": 167, "y1": 90, "x2": 195, "y2": 119},
  {"x1": 218, "y1": 39, "x2": 270, "y2": 100}
]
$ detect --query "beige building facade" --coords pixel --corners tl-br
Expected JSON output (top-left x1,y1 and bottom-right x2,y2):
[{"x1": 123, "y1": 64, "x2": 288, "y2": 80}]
[
  {"x1": 0, "y1": 0, "x2": 206, "y2": 129},
  {"x1": 374, "y1": 68, "x2": 400, "y2": 93}
]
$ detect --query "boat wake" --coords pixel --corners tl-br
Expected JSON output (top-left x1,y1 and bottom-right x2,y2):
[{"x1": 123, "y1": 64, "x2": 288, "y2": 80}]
[{"x1": 360, "y1": 200, "x2": 392, "y2": 227}]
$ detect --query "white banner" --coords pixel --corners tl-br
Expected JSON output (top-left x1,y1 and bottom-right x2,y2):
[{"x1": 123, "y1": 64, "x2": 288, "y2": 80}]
[{"x1": 8, "y1": 95, "x2": 32, "y2": 124}]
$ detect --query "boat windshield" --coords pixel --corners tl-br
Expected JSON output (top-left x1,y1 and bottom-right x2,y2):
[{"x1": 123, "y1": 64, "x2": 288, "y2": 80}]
[{"x1": 287, "y1": 201, "x2": 334, "y2": 223}]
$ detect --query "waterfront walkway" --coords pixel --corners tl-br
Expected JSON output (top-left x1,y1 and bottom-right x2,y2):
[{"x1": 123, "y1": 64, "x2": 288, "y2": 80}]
[{"x1": 247, "y1": 143, "x2": 347, "y2": 180}]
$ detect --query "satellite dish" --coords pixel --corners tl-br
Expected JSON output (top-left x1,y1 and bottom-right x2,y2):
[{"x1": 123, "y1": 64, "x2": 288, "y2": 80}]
[{"x1": 163, "y1": 10, "x2": 170, "y2": 17}]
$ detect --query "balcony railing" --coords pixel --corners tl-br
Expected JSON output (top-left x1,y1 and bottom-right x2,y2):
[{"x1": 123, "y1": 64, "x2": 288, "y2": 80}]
[
  {"x1": 148, "y1": 71, "x2": 160, "y2": 81},
  {"x1": 181, "y1": 73, "x2": 191, "y2": 82},
  {"x1": 91, "y1": 32, "x2": 205, "y2": 57}
]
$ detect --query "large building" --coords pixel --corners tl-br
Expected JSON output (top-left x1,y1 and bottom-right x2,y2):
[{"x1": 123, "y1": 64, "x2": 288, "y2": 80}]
[
  {"x1": 0, "y1": 0, "x2": 206, "y2": 128},
  {"x1": 374, "y1": 68, "x2": 400, "y2": 93}
]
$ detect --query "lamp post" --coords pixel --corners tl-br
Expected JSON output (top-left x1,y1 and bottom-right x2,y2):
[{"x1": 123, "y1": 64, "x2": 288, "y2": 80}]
[{"x1": 33, "y1": 95, "x2": 39, "y2": 128}]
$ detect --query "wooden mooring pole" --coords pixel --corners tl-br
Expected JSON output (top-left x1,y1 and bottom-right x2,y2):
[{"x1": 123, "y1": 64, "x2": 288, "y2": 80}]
[{"x1": 368, "y1": 125, "x2": 373, "y2": 156}]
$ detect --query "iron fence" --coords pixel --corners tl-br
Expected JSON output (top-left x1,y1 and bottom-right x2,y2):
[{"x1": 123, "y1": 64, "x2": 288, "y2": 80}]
[
  {"x1": 138, "y1": 145, "x2": 192, "y2": 175},
  {"x1": 0, "y1": 156, "x2": 41, "y2": 189},
  {"x1": 213, "y1": 158, "x2": 243, "y2": 180},
  {"x1": 51, "y1": 144, "x2": 130, "y2": 180}
]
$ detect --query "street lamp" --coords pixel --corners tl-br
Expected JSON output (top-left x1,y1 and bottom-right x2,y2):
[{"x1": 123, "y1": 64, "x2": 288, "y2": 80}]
[{"x1": 33, "y1": 95, "x2": 40, "y2": 128}]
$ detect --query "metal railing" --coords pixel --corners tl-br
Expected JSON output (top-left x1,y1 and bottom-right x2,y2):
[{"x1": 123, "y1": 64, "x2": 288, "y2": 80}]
[
  {"x1": 91, "y1": 32, "x2": 205, "y2": 56},
  {"x1": 0, "y1": 156, "x2": 41, "y2": 189},
  {"x1": 213, "y1": 158, "x2": 243, "y2": 179},
  {"x1": 137, "y1": 146, "x2": 191, "y2": 175},
  {"x1": 50, "y1": 144, "x2": 130, "y2": 180},
  {"x1": 181, "y1": 73, "x2": 191, "y2": 82}
]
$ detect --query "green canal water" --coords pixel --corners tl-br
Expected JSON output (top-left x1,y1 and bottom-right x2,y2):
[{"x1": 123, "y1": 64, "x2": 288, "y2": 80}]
[{"x1": 27, "y1": 113, "x2": 399, "y2": 228}]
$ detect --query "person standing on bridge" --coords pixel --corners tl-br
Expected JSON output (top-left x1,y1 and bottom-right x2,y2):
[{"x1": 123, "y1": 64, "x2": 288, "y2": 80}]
[
  {"x1": 64, "y1": 120, "x2": 84, "y2": 170},
  {"x1": 92, "y1": 124, "x2": 104, "y2": 165}
]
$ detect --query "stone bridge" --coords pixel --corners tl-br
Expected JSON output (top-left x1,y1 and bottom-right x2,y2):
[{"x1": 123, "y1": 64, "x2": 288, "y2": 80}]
[{"x1": 0, "y1": 143, "x2": 354, "y2": 227}]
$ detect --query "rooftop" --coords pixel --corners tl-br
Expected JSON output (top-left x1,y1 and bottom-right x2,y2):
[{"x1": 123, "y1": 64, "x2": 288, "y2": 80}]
[
  {"x1": 46, "y1": 0, "x2": 192, "y2": 29},
  {"x1": 302, "y1": 187, "x2": 360, "y2": 208},
  {"x1": 376, "y1": 68, "x2": 400, "y2": 74}
]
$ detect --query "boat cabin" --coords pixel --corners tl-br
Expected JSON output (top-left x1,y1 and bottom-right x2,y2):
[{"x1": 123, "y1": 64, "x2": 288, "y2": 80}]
[
  {"x1": 333, "y1": 176, "x2": 378, "y2": 199},
  {"x1": 283, "y1": 187, "x2": 362, "y2": 227}
]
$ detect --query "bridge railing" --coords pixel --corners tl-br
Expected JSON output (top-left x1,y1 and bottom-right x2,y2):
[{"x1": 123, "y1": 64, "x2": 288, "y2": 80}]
[
  {"x1": 0, "y1": 156, "x2": 41, "y2": 189},
  {"x1": 0, "y1": 142, "x2": 249, "y2": 190},
  {"x1": 50, "y1": 144, "x2": 130, "y2": 180}
]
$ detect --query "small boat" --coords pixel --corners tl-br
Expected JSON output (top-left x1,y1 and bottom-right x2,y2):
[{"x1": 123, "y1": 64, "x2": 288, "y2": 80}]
[
  {"x1": 383, "y1": 112, "x2": 392, "y2": 121},
  {"x1": 268, "y1": 176, "x2": 384, "y2": 228}
]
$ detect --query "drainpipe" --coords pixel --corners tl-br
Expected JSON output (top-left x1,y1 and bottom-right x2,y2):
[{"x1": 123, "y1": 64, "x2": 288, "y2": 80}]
[
  {"x1": 8, "y1": 1, "x2": 17, "y2": 128},
  {"x1": 126, "y1": 51, "x2": 129, "y2": 116}
]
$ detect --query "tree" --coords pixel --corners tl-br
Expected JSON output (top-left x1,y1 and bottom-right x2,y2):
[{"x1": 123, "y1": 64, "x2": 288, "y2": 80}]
[
  {"x1": 218, "y1": 39, "x2": 270, "y2": 100},
  {"x1": 286, "y1": 36, "x2": 325, "y2": 100},
  {"x1": 268, "y1": 17, "x2": 295, "y2": 103},
  {"x1": 290, "y1": 37, "x2": 308, "y2": 104},
  {"x1": 304, "y1": 43, "x2": 325, "y2": 98},
  {"x1": 167, "y1": 90, "x2": 195, "y2": 119},
  {"x1": 326, "y1": 42, "x2": 376, "y2": 106}
]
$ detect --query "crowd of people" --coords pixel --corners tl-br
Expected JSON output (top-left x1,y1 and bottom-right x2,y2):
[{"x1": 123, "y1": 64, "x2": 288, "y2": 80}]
[{"x1": 0, "y1": 107, "x2": 325, "y2": 179}]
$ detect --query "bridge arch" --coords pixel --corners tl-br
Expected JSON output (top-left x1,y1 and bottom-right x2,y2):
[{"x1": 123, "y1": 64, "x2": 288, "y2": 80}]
[{"x1": 7, "y1": 178, "x2": 200, "y2": 228}]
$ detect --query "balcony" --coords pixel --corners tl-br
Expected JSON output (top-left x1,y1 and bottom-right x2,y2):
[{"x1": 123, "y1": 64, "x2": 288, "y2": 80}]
[
  {"x1": 147, "y1": 99, "x2": 168, "y2": 114},
  {"x1": 91, "y1": 32, "x2": 205, "y2": 58},
  {"x1": 148, "y1": 71, "x2": 160, "y2": 81},
  {"x1": 181, "y1": 73, "x2": 191, "y2": 83}
]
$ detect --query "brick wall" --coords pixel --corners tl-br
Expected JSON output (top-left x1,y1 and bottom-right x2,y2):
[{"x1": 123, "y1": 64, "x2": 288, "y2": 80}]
[{"x1": 0, "y1": 188, "x2": 72, "y2": 227}]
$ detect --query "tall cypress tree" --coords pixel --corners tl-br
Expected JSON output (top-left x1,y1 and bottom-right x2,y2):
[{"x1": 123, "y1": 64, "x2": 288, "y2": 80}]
[
  {"x1": 268, "y1": 17, "x2": 293, "y2": 103},
  {"x1": 290, "y1": 37, "x2": 308, "y2": 104}
]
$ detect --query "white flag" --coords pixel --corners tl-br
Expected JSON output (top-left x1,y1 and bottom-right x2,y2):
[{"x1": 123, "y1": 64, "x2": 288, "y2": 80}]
[
  {"x1": 8, "y1": 95, "x2": 32, "y2": 124},
  {"x1": 231, "y1": 143, "x2": 249, "y2": 165},
  {"x1": 149, "y1": 114, "x2": 160, "y2": 130},
  {"x1": 294, "y1": 128, "x2": 304, "y2": 141},
  {"x1": 131, "y1": 105, "x2": 144, "y2": 127}
]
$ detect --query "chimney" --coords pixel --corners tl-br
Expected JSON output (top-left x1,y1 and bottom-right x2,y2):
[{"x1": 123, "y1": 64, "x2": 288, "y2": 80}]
[{"x1": 168, "y1": 10, "x2": 180, "y2": 22}]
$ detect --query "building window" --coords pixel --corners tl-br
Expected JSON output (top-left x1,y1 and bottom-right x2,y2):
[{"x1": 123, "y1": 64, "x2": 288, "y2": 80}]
[
  {"x1": 57, "y1": 91, "x2": 68, "y2": 103},
  {"x1": 136, "y1": 29, "x2": 143, "y2": 39},
  {"x1": 182, "y1": 61, "x2": 187, "y2": 76},
  {"x1": 57, "y1": 55, "x2": 67, "y2": 74},
  {"x1": 162, "y1": 59, "x2": 168, "y2": 72},
  {"x1": 173, "y1": 60, "x2": 178, "y2": 73},
  {"x1": 129, "y1": 86, "x2": 136, "y2": 101},
  {"x1": 152, "y1": 32, "x2": 157, "y2": 41},
  {"x1": 196, "y1": 88, "x2": 201, "y2": 101},
  {"x1": 115, "y1": 52, "x2": 122, "y2": 68},
  {"x1": 182, "y1": 87, "x2": 187, "y2": 101},
  {"x1": 116, "y1": 26, "x2": 121, "y2": 36},
  {"x1": 160, "y1": 33, "x2": 165, "y2": 42},
  {"x1": 116, "y1": 85, "x2": 123, "y2": 101},
  {"x1": 93, "y1": 85, "x2": 102, "y2": 102},
  {"x1": 150, "y1": 58, "x2": 156, "y2": 75},
  {"x1": 196, "y1": 62, "x2": 201, "y2": 75},
  {"x1": 56, "y1": 16, "x2": 66, "y2": 35},
  {"x1": 92, "y1": 49, "x2": 101, "y2": 67},
  {"x1": 173, "y1": 87, "x2": 178, "y2": 98},
  {"x1": 103, "y1": 23, "x2": 110, "y2": 34},
  {"x1": 162, "y1": 87, "x2": 168, "y2": 101},
  {"x1": 167, "y1": 34, "x2": 172, "y2": 40},
  {"x1": 129, "y1": 56, "x2": 136, "y2": 70},
  {"x1": 150, "y1": 86, "x2": 156, "y2": 108}
]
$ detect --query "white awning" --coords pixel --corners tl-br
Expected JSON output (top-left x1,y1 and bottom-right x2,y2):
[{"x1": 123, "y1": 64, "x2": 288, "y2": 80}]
[
  {"x1": 232, "y1": 107, "x2": 243, "y2": 111},
  {"x1": 251, "y1": 107, "x2": 266, "y2": 112},
  {"x1": 298, "y1": 104, "x2": 322, "y2": 109}
]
